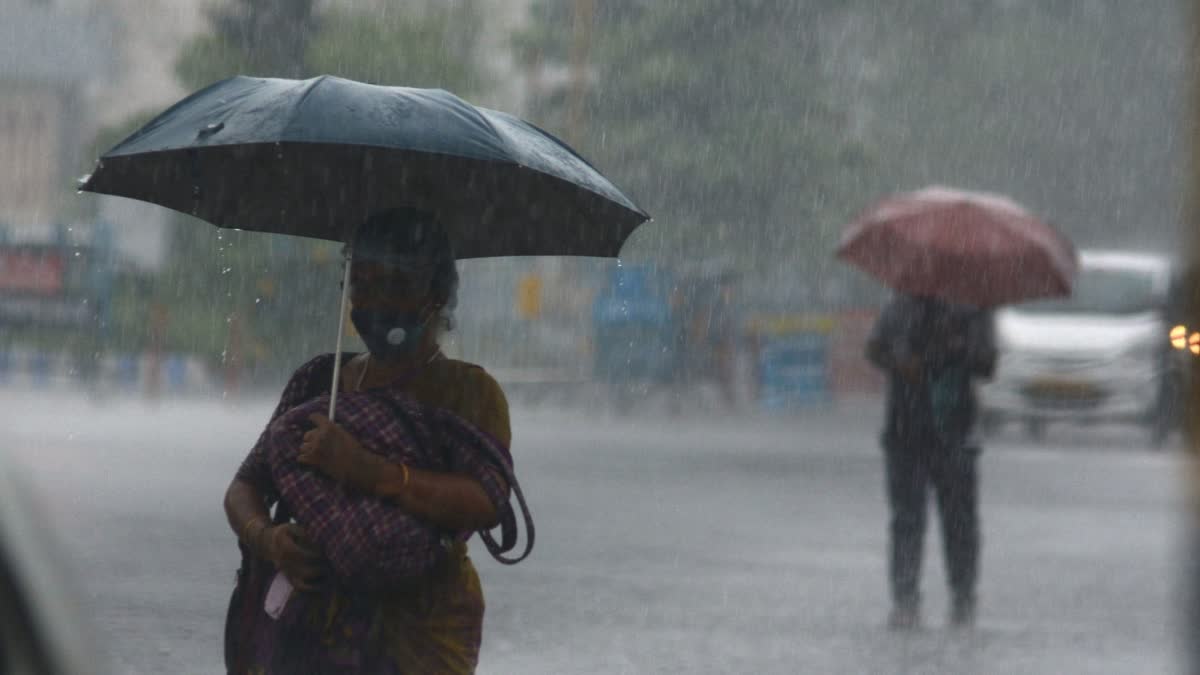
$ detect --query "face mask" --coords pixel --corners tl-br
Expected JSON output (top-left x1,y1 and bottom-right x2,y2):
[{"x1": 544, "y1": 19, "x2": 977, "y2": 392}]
[{"x1": 350, "y1": 307, "x2": 431, "y2": 360}]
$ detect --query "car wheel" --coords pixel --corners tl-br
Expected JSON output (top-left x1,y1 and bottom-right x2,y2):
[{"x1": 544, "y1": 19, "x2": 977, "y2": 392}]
[
  {"x1": 1150, "y1": 422, "x2": 1170, "y2": 449},
  {"x1": 1149, "y1": 406, "x2": 1174, "y2": 449},
  {"x1": 1025, "y1": 418, "x2": 1047, "y2": 442},
  {"x1": 1150, "y1": 373, "x2": 1183, "y2": 449},
  {"x1": 611, "y1": 387, "x2": 635, "y2": 416}
]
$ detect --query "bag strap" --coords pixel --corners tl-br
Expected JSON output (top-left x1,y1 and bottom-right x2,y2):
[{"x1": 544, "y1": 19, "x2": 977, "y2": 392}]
[
  {"x1": 372, "y1": 391, "x2": 534, "y2": 566},
  {"x1": 474, "y1": 446, "x2": 534, "y2": 565},
  {"x1": 434, "y1": 406, "x2": 534, "y2": 565}
]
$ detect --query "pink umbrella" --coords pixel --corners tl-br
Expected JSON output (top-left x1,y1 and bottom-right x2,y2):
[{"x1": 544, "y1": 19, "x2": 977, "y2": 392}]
[{"x1": 836, "y1": 186, "x2": 1077, "y2": 307}]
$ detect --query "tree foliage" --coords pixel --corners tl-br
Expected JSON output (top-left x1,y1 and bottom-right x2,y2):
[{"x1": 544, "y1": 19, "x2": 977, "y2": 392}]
[
  {"x1": 519, "y1": 0, "x2": 1187, "y2": 307},
  {"x1": 175, "y1": 1, "x2": 483, "y2": 93},
  {"x1": 518, "y1": 1, "x2": 869, "y2": 285}
]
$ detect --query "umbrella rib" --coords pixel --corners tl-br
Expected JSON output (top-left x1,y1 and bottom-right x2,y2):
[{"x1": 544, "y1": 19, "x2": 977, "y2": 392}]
[{"x1": 281, "y1": 76, "x2": 331, "y2": 140}]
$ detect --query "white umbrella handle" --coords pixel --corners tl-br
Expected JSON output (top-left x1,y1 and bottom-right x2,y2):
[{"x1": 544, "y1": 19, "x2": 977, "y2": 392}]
[{"x1": 328, "y1": 249, "x2": 352, "y2": 422}]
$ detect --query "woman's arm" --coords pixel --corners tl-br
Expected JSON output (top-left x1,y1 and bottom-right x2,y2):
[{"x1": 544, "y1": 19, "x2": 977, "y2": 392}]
[
  {"x1": 298, "y1": 413, "x2": 504, "y2": 532},
  {"x1": 965, "y1": 312, "x2": 998, "y2": 378},
  {"x1": 223, "y1": 354, "x2": 340, "y2": 590},
  {"x1": 866, "y1": 299, "x2": 915, "y2": 372},
  {"x1": 375, "y1": 464, "x2": 501, "y2": 531},
  {"x1": 223, "y1": 478, "x2": 272, "y2": 548},
  {"x1": 224, "y1": 478, "x2": 325, "y2": 591}
]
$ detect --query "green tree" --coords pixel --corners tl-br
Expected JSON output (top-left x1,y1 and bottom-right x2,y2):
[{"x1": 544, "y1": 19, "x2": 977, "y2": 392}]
[
  {"x1": 176, "y1": 1, "x2": 484, "y2": 93},
  {"x1": 310, "y1": 4, "x2": 483, "y2": 92},
  {"x1": 175, "y1": 0, "x2": 319, "y2": 89},
  {"x1": 831, "y1": 1, "x2": 1186, "y2": 252},
  {"x1": 520, "y1": 0, "x2": 1188, "y2": 308},
  {"x1": 518, "y1": 0, "x2": 869, "y2": 274}
]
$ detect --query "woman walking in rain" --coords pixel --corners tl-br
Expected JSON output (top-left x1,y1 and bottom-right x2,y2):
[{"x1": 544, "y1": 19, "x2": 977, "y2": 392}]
[
  {"x1": 223, "y1": 208, "x2": 524, "y2": 673},
  {"x1": 866, "y1": 292, "x2": 997, "y2": 630}
]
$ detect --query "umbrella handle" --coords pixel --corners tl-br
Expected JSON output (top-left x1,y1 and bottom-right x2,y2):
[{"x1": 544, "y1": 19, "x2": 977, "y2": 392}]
[{"x1": 328, "y1": 250, "x2": 353, "y2": 422}]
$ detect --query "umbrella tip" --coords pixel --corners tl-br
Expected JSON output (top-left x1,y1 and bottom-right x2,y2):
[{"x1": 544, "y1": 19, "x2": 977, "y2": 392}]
[{"x1": 197, "y1": 122, "x2": 225, "y2": 140}]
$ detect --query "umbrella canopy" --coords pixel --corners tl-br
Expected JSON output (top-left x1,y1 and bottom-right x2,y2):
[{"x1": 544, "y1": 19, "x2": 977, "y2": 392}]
[
  {"x1": 80, "y1": 75, "x2": 648, "y2": 258},
  {"x1": 836, "y1": 186, "x2": 1077, "y2": 307}
]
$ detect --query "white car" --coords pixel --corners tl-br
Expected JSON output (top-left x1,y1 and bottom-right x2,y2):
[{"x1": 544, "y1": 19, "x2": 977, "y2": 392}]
[{"x1": 980, "y1": 251, "x2": 1183, "y2": 445}]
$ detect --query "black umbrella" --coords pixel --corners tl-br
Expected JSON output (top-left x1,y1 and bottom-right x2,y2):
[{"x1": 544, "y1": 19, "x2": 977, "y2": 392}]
[
  {"x1": 81, "y1": 75, "x2": 649, "y2": 415},
  {"x1": 81, "y1": 75, "x2": 648, "y2": 258}
]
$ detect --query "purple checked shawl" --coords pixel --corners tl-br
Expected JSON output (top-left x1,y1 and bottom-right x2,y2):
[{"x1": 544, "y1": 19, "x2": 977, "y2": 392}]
[{"x1": 260, "y1": 387, "x2": 512, "y2": 589}]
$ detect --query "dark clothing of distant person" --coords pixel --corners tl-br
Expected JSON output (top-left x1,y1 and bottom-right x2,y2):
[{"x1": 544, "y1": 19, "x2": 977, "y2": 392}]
[{"x1": 866, "y1": 294, "x2": 997, "y2": 625}]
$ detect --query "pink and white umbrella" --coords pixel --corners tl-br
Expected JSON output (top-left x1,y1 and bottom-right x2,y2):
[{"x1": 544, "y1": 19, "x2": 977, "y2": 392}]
[{"x1": 837, "y1": 186, "x2": 1077, "y2": 307}]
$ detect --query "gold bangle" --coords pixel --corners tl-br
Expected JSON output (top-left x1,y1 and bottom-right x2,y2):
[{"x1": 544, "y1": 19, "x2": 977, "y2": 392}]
[{"x1": 242, "y1": 516, "x2": 267, "y2": 543}]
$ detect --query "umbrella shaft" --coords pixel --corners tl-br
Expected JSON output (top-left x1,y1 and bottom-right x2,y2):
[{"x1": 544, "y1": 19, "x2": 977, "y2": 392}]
[{"x1": 328, "y1": 251, "x2": 352, "y2": 421}]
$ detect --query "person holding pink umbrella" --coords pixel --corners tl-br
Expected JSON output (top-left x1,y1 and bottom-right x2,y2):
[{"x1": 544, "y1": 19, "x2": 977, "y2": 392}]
[
  {"x1": 841, "y1": 186, "x2": 1076, "y2": 630},
  {"x1": 865, "y1": 293, "x2": 996, "y2": 629}
]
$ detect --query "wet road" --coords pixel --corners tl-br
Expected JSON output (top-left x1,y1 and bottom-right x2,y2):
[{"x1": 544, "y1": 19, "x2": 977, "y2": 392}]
[{"x1": 4, "y1": 391, "x2": 1187, "y2": 674}]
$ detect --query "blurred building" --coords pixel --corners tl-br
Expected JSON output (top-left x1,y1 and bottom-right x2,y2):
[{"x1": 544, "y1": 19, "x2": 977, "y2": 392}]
[
  {"x1": 0, "y1": 0, "x2": 210, "y2": 271},
  {"x1": 1, "y1": 0, "x2": 546, "y2": 272},
  {"x1": 0, "y1": 1, "x2": 115, "y2": 226}
]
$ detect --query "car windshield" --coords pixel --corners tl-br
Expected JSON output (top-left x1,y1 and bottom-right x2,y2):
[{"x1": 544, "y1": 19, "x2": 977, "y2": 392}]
[{"x1": 1016, "y1": 265, "x2": 1162, "y2": 315}]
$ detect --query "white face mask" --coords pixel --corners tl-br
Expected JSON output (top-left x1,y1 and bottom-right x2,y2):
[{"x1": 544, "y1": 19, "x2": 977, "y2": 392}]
[{"x1": 349, "y1": 305, "x2": 433, "y2": 360}]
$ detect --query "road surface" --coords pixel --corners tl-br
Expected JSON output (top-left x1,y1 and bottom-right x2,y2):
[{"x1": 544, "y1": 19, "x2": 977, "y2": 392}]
[{"x1": 3, "y1": 390, "x2": 1188, "y2": 674}]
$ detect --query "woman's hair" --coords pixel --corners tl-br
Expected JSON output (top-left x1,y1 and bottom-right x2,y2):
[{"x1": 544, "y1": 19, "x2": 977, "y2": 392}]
[{"x1": 350, "y1": 207, "x2": 459, "y2": 329}]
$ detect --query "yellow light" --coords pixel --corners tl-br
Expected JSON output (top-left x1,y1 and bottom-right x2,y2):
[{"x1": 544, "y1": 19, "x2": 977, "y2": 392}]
[
  {"x1": 1189, "y1": 332, "x2": 1200, "y2": 355},
  {"x1": 1172, "y1": 325, "x2": 1189, "y2": 350}
]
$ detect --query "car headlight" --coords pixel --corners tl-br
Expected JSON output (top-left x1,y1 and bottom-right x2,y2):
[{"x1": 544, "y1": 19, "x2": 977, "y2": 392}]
[
  {"x1": 1171, "y1": 325, "x2": 1189, "y2": 351},
  {"x1": 1168, "y1": 324, "x2": 1200, "y2": 356}
]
